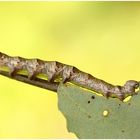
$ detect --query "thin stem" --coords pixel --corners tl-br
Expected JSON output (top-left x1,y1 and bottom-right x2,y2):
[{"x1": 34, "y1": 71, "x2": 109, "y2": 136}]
[
  {"x1": 0, "y1": 51, "x2": 139, "y2": 101},
  {"x1": 0, "y1": 70, "x2": 58, "y2": 92}
]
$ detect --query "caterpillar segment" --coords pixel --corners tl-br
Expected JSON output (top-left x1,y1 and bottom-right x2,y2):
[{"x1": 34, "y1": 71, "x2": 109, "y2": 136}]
[
  {"x1": 0, "y1": 52, "x2": 139, "y2": 101},
  {"x1": 25, "y1": 59, "x2": 45, "y2": 80}
]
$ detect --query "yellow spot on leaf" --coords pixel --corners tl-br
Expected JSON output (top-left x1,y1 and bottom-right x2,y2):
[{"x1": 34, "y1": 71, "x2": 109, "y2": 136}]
[
  {"x1": 123, "y1": 96, "x2": 132, "y2": 102},
  {"x1": 103, "y1": 110, "x2": 109, "y2": 117}
]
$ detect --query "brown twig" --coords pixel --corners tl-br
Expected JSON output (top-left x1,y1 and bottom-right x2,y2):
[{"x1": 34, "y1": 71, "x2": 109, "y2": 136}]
[
  {"x1": 0, "y1": 70, "x2": 58, "y2": 92},
  {"x1": 0, "y1": 51, "x2": 139, "y2": 101}
]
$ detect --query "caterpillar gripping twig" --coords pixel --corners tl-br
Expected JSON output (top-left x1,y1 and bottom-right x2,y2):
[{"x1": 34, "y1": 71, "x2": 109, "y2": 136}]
[{"x1": 0, "y1": 52, "x2": 139, "y2": 101}]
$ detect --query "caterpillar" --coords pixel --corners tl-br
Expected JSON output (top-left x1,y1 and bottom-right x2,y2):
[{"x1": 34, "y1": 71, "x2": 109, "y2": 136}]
[{"x1": 0, "y1": 52, "x2": 139, "y2": 101}]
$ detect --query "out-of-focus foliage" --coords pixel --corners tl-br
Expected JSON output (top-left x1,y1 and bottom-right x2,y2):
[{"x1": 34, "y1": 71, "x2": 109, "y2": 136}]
[
  {"x1": 0, "y1": 2, "x2": 140, "y2": 138},
  {"x1": 58, "y1": 83, "x2": 140, "y2": 138}
]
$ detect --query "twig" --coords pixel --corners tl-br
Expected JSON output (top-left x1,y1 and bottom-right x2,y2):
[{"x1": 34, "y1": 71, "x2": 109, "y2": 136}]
[
  {"x1": 0, "y1": 51, "x2": 139, "y2": 101},
  {"x1": 0, "y1": 70, "x2": 58, "y2": 92}
]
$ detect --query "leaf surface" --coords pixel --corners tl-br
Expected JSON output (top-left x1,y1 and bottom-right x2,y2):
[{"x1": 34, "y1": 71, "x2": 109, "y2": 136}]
[{"x1": 57, "y1": 83, "x2": 140, "y2": 138}]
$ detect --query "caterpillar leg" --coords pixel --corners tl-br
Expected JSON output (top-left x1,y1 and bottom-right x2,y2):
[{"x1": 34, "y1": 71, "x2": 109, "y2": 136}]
[
  {"x1": 62, "y1": 75, "x2": 70, "y2": 83},
  {"x1": 7, "y1": 56, "x2": 25, "y2": 77},
  {"x1": 9, "y1": 67, "x2": 17, "y2": 77},
  {"x1": 27, "y1": 68, "x2": 41, "y2": 80},
  {"x1": 103, "y1": 91, "x2": 111, "y2": 99},
  {"x1": 104, "y1": 91, "x2": 124, "y2": 101},
  {"x1": 26, "y1": 59, "x2": 42, "y2": 80},
  {"x1": 43, "y1": 61, "x2": 58, "y2": 82},
  {"x1": 62, "y1": 66, "x2": 73, "y2": 83},
  {"x1": 8, "y1": 62, "x2": 21, "y2": 77},
  {"x1": 28, "y1": 71, "x2": 36, "y2": 80},
  {"x1": 47, "y1": 72, "x2": 55, "y2": 82},
  {"x1": 117, "y1": 94, "x2": 125, "y2": 101}
]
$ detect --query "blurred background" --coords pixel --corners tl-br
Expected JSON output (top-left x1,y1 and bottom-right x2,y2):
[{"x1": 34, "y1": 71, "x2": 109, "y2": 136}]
[{"x1": 0, "y1": 2, "x2": 140, "y2": 138}]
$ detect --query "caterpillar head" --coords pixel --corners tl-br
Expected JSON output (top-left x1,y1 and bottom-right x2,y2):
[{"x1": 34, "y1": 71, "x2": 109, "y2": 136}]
[{"x1": 124, "y1": 80, "x2": 139, "y2": 93}]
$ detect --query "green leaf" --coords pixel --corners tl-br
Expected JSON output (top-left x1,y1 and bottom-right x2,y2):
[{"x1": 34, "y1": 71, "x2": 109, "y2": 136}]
[{"x1": 57, "y1": 83, "x2": 140, "y2": 139}]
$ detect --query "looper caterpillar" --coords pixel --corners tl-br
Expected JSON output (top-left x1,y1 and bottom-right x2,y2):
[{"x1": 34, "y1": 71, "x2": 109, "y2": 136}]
[{"x1": 0, "y1": 52, "x2": 139, "y2": 101}]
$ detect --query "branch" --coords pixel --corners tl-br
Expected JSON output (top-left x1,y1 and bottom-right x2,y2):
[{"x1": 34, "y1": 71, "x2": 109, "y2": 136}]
[
  {"x1": 0, "y1": 70, "x2": 58, "y2": 92},
  {"x1": 0, "y1": 51, "x2": 139, "y2": 101}
]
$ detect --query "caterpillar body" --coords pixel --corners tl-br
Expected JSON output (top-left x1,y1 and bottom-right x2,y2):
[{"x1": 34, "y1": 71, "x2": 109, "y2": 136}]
[{"x1": 0, "y1": 52, "x2": 139, "y2": 101}]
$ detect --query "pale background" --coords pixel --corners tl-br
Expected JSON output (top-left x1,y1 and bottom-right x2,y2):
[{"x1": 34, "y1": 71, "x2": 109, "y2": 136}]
[{"x1": 0, "y1": 2, "x2": 140, "y2": 138}]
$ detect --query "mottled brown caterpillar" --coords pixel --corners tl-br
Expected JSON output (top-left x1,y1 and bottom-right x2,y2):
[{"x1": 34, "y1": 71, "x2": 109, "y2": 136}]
[{"x1": 0, "y1": 52, "x2": 139, "y2": 101}]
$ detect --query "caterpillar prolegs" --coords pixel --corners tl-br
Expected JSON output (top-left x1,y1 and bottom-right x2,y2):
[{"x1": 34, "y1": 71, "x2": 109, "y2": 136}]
[{"x1": 0, "y1": 52, "x2": 139, "y2": 101}]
